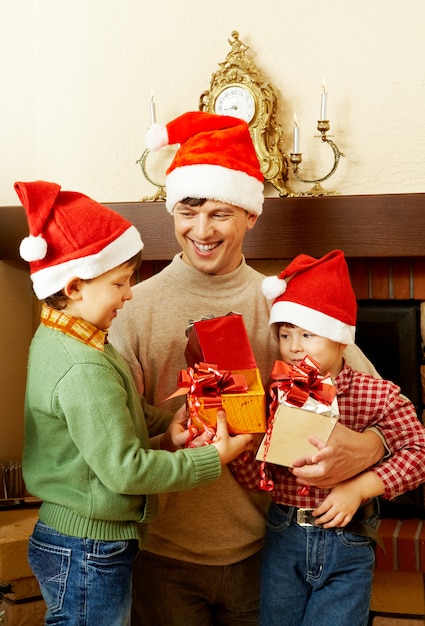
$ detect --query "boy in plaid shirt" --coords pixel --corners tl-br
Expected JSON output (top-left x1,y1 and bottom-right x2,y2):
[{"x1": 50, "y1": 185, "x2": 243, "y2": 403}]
[{"x1": 230, "y1": 249, "x2": 425, "y2": 626}]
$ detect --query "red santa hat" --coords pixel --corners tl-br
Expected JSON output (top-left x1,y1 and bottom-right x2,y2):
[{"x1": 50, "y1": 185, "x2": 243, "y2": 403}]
[
  {"x1": 262, "y1": 249, "x2": 357, "y2": 344},
  {"x1": 146, "y1": 111, "x2": 264, "y2": 215},
  {"x1": 15, "y1": 180, "x2": 143, "y2": 299}
]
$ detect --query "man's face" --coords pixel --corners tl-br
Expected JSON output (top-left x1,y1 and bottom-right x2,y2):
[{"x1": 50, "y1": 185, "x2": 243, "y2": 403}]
[{"x1": 173, "y1": 200, "x2": 258, "y2": 275}]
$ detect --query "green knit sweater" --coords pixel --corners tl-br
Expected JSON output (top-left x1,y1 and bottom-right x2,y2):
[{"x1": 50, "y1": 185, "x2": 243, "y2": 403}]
[{"x1": 23, "y1": 323, "x2": 221, "y2": 546}]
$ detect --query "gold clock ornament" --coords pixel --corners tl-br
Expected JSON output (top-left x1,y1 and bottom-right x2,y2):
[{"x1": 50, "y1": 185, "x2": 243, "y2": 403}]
[{"x1": 199, "y1": 31, "x2": 289, "y2": 196}]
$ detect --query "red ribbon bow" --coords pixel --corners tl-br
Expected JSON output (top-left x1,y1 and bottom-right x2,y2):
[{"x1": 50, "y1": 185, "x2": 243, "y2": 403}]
[
  {"x1": 166, "y1": 362, "x2": 248, "y2": 446},
  {"x1": 268, "y1": 355, "x2": 336, "y2": 415}
]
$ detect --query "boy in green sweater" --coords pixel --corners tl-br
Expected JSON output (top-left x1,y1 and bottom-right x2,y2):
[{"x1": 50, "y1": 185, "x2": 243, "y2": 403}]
[{"x1": 15, "y1": 180, "x2": 252, "y2": 626}]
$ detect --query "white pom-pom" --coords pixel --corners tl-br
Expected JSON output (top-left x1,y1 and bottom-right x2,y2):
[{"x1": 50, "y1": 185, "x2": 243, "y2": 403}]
[
  {"x1": 145, "y1": 123, "x2": 169, "y2": 152},
  {"x1": 262, "y1": 275, "x2": 287, "y2": 300},
  {"x1": 19, "y1": 235, "x2": 48, "y2": 262}
]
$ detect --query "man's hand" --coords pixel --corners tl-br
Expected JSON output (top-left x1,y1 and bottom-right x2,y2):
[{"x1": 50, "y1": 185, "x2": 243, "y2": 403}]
[{"x1": 290, "y1": 423, "x2": 385, "y2": 489}]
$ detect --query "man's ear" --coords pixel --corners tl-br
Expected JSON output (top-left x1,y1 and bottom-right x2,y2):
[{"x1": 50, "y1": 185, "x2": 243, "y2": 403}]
[
  {"x1": 246, "y1": 212, "x2": 259, "y2": 231},
  {"x1": 64, "y1": 277, "x2": 83, "y2": 300}
]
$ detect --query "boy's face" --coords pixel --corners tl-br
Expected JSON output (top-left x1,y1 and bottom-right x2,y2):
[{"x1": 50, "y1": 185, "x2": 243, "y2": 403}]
[
  {"x1": 173, "y1": 199, "x2": 258, "y2": 275},
  {"x1": 278, "y1": 323, "x2": 346, "y2": 379},
  {"x1": 63, "y1": 262, "x2": 135, "y2": 330}
]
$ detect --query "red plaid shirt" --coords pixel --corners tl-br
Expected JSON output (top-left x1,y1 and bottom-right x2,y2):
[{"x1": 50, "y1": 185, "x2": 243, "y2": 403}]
[{"x1": 230, "y1": 361, "x2": 425, "y2": 506}]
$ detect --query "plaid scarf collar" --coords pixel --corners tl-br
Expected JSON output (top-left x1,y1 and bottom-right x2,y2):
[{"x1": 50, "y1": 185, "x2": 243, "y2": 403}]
[{"x1": 40, "y1": 303, "x2": 108, "y2": 351}]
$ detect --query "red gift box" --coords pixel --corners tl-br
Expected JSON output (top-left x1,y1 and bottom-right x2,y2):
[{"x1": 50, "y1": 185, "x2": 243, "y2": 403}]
[
  {"x1": 185, "y1": 312, "x2": 257, "y2": 370},
  {"x1": 183, "y1": 313, "x2": 266, "y2": 434}
]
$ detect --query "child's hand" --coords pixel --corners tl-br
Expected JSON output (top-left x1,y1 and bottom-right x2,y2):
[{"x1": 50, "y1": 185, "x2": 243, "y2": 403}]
[
  {"x1": 162, "y1": 405, "x2": 215, "y2": 450},
  {"x1": 211, "y1": 410, "x2": 253, "y2": 465},
  {"x1": 312, "y1": 480, "x2": 363, "y2": 528},
  {"x1": 160, "y1": 405, "x2": 192, "y2": 451},
  {"x1": 313, "y1": 470, "x2": 384, "y2": 528}
]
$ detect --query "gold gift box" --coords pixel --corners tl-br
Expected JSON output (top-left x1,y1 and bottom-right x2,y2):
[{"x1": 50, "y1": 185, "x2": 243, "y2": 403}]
[
  {"x1": 191, "y1": 367, "x2": 266, "y2": 434},
  {"x1": 185, "y1": 313, "x2": 266, "y2": 434}
]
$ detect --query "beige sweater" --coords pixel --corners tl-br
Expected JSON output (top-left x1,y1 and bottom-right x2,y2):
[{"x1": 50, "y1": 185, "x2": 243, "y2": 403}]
[{"x1": 109, "y1": 254, "x2": 379, "y2": 565}]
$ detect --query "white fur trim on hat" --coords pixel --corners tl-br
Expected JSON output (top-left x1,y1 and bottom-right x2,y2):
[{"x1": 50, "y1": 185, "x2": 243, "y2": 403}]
[
  {"x1": 269, "y1": 301, "x2": 355, "y2": 344},
  {"x1": 165, "y1": 163, "x2": 264, "y2": 215},
  {"x1": 30, "y1": 225, "x2": 143, "y2": 299}
]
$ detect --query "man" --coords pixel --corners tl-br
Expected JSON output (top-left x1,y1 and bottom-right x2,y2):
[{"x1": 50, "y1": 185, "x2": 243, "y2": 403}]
[{"x1": 109, "y1": 111, "x2": 384, "y2": 625}]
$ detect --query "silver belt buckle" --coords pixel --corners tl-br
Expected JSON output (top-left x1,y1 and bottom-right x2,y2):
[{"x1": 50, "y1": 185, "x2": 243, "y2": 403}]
[{"x1": 296, "y1": 508, "x2": 315, "y2": 526}]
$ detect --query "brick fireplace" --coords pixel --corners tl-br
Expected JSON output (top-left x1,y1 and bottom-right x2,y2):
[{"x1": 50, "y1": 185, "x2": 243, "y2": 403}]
[{"x1": 348, "y1": 257, "x2": 425, "y2": 519}]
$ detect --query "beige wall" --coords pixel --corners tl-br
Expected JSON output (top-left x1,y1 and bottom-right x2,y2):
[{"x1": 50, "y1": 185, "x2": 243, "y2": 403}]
[
  {"x1": 1, "y1": 0, "x2": 424, "y2": 465},
  {"x1": 1, "y1": 0, "x2": 424, "y2": 205}
]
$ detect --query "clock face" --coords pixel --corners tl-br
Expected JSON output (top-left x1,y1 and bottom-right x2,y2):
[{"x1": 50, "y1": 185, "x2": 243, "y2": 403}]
[{"x1": 214, "y1": 85, "x2": 256, "y2": 123}]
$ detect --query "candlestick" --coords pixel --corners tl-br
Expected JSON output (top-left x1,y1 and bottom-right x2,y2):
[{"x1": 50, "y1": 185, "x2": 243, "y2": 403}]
[
  {"x1": 289, "y1": 119, "x2": 345, "y2": 196},
  {"x1": 136, "y1": 149, "x2": 166, "y2": 202},
  {"x1": 150, "y1": 90, "x2": 156, "y2": 125},
  {"x1": 320, "y1": 82, "x2": 327, "y2": 121},
  {"x1": 293, "y1": 114, "x2": 300, "y2": 153}
]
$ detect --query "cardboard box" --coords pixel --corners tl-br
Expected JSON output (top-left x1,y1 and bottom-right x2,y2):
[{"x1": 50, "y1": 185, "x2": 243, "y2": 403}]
[
  {"x1": 256, "y1": 357, "x2": 339, "y2": 467},
  {"x1": 183, "y1": 313, "x2": 266, "y2": 434},
  {"x1": 256, "y1": 403, "x2": 338, "y2": 467}
]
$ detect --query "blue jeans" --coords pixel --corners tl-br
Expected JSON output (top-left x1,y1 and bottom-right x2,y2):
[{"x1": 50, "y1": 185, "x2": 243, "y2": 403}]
[
  {"x1": 260, "y1": 502, "x2": 376, "y2": 626},
  {"x1": 28, "y1": 520, "x2": 139, "y2": 626}
]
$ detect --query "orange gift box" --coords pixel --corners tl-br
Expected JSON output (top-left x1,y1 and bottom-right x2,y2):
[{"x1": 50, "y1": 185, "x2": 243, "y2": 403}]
[{"x1": 183, "y1": 313, "x2": 266, "y2": 434}]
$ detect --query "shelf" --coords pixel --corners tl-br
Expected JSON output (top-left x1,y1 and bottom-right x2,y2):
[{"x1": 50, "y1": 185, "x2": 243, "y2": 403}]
[{"x1": 2, "y1": 193, "x2": 425, "y2": 262}]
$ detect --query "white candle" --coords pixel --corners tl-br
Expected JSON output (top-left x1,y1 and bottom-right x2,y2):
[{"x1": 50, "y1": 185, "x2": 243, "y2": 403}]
[
  {"x1": 320, "y1": 82, "x2": 327, "y2": 121},
  {"x1": 150, "y1": 89, "x2": 156, "y2": 124},
  {"x1": 293, "y1": 114, "x2": 300, "y2": 153}
]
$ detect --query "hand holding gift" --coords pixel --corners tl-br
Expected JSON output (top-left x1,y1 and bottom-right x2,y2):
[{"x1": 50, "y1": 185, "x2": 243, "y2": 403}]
[
  {"x1": 211, "y1": 409, "x2": 253, "y2": 465},
  {"x1": 159, "y1": 404, "x2": 213, "y2": 451}
]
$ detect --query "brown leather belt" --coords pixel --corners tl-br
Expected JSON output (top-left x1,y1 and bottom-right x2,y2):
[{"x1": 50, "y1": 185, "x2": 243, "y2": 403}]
[{"x1": 277, "y1": 500, "x2": 384, "y2": 550}]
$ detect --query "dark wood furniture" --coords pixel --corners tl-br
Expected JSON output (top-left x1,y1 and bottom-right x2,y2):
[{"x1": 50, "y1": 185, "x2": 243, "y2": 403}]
[{"x1": 2, "y1": 193, "x2": 425, "y2": 261}]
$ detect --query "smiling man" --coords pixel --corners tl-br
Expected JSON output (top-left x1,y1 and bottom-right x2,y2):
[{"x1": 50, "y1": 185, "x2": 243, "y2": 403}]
[
  {"x1": 173, "y1": 197, "x2": 258, "y2": 276},
  {"x1": 109, "y1": 111, "x2": 385, "y2": 626}
]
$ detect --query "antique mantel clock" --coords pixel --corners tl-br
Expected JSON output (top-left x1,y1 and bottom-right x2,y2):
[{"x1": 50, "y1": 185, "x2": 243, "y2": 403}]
[{"x1": 199, "y1": 31, "x2": 289, "y2": 196}]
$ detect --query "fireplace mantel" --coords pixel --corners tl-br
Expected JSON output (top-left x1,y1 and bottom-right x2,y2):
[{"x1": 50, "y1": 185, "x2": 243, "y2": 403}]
[{"x1": 2, "y1": 193, "x2": 425, "y2": 262}]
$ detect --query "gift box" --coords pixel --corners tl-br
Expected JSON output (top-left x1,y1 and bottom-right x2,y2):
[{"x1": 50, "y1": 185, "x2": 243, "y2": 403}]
[
  {"x1": 181, "y1": 313, "x2": 266, "y2": 434},
  {"x1": 256, "y1": 357, "x2": 339, "y2": 467},
  {"x1": 185, "y1": 312, "x2": 257, "y2": 371}
]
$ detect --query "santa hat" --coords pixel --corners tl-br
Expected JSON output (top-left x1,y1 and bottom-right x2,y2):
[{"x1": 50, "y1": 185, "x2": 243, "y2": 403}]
[
  {"x1": 262, "y1": 249, "x2": 357, "y2": 344},
  {"x1": 146, "y1": 111, "x2": 264, "y2": 215},
  {"x1": 15, "y1": 180, "x2": 143, "y2": 299}
]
